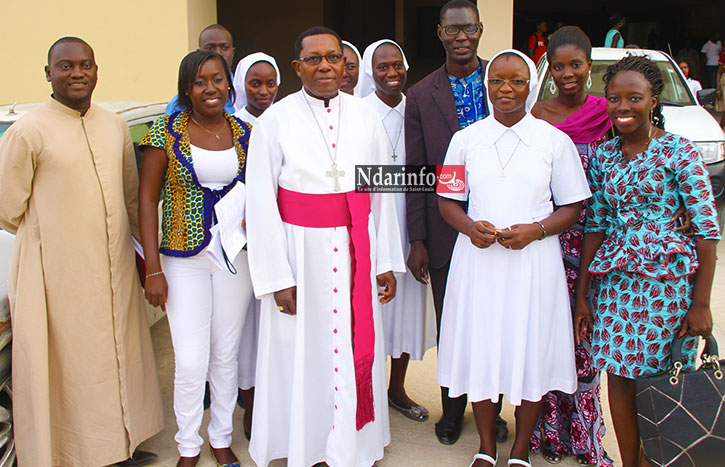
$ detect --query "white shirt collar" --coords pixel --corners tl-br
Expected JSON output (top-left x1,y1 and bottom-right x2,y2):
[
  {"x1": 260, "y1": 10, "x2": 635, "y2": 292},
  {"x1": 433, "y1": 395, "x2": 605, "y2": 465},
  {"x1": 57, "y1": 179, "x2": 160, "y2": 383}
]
[
  {"x1": 366, "y1": 92, "x2": 405, "y2": 119},
  {"x1": 484, "y1": 112, "x2": 535, "y2": 147},
  {"x1": 301, "y1": 88, "x2": 341, "y2": 108}
]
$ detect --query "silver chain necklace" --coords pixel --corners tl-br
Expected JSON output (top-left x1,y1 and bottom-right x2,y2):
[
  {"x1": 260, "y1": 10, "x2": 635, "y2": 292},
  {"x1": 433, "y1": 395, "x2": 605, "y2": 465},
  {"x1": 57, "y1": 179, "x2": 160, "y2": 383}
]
[
  {"x1": 494, "y1": 140, "x2": 521, "y2": 179},
  {"x1": 384, "y1": 121, "x2": 403, "y2": 161},
  {"x1": 303, "y1": 92, "x2": 344, "y2": 191},
  {"x1": 383, "y1": 109, "x2": 404, "y2": 161}
]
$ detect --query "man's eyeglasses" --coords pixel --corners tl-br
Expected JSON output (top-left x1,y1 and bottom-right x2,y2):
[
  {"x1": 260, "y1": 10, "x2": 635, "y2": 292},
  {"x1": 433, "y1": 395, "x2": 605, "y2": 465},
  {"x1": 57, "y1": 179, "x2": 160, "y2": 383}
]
[
  {"x1": 297, "y1": 53, "x2": 344, "y2": 66},
  {"x1": 440, "y1": 23, "x2": 482, "y2": 36},
  {"x1": 487, "y1": 78, "x2": 530, "y2": 88}
]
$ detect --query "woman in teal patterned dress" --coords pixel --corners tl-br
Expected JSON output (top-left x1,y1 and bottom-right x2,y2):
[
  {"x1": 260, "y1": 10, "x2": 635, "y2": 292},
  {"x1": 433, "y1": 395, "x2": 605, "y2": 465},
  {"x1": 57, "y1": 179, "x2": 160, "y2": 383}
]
[{"x1": 574, "y1": 55, "x2": 720, "y2": 467}]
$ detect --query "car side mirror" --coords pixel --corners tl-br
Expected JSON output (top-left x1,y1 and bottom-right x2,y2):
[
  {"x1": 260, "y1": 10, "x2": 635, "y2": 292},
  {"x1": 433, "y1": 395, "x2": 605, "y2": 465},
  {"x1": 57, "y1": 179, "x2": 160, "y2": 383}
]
[{"x1": 697, "y1": 88, "x2": 717, "y2": 106}]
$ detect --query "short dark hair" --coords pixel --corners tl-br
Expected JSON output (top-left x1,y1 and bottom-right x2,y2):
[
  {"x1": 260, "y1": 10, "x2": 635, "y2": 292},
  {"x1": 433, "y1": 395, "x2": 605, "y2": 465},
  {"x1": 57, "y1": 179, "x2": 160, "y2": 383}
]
[
  {"x1": 609, "y1": 13, "x2": 624, "y2": 27},
  {"x1": 198, "y1": 24, "x2": 232, "y2": 46},
  {"x1": 603, "y1": 55, "x2": 665, "y2": 129},
  {"x1": 440, "y1": 0, "x2": 479, "y2": 24},
  {"x1": 294, "y1": 26, "x2": 343, "y2": 60},
  {"x1": 48, "y1": 36, "x2": 93, "y2": 63},
  {"x1": 177, "y1": 50, "x2": 235, "y2": 111},
  {"x1": 547, "y1": 26, "x2": 592, "y2": 61}
]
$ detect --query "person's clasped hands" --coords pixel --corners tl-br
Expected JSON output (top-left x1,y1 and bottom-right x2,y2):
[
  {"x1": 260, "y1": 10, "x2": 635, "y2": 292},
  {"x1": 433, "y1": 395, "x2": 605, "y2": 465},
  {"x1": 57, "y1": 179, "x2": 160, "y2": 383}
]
[{"x1": 468, "y1": 220, "x2": 543, "y2": 250}]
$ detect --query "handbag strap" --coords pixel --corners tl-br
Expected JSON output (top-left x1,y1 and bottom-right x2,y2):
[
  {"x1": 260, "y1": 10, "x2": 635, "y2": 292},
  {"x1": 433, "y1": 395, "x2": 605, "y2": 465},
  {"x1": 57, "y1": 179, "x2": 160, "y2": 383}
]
[{"x1": 671, "y1": 335, "x2": 720, "y2": 364}]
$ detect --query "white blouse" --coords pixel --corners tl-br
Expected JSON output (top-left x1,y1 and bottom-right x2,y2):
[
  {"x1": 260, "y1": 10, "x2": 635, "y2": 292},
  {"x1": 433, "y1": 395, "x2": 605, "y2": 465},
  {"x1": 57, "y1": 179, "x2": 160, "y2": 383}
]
[{"x1": 189, "y1": 144, "x2": 238, "y2": 190}]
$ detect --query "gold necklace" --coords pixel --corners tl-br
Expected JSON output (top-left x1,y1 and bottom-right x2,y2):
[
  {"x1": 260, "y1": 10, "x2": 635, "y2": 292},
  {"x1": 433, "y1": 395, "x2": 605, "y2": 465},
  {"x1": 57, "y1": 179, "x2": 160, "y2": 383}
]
[
  {"x1": 622, "y1": 124, "x2": 656, "y2": 158},
  {"x1": 191, "y1": 115, "x2": 226, "y2": 140}
]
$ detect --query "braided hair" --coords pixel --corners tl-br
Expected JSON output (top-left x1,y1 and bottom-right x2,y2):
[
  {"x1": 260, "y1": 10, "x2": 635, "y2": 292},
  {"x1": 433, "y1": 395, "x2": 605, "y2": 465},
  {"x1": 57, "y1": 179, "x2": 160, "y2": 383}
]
[{"x1": 603, "y1": 55, "x2": 665, "y2": 129}]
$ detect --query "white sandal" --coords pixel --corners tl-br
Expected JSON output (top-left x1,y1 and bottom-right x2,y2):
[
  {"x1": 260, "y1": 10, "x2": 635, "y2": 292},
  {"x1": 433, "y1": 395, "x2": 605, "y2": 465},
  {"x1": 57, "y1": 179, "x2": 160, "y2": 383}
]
[
  {"x1": 469, "y1": 452, "x2": 497, "y2": 467},
  {"x1": 507, "y1": 458, "x2": 531, "y2": 467}
]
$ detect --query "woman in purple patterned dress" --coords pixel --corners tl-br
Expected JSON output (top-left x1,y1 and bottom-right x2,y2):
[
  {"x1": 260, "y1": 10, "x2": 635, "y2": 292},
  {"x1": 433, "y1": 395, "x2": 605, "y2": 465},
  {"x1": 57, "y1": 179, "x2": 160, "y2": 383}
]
[{"x1": 529, "y1": 26, "x2": 614, "y2": 466}]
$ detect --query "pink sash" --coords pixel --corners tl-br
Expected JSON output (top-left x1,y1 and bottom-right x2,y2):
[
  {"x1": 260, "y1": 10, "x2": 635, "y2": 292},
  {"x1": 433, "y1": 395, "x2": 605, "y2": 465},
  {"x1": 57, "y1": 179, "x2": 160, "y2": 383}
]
[{"x1": 277, "y1": 187, "x2": 375, "y2": 430}]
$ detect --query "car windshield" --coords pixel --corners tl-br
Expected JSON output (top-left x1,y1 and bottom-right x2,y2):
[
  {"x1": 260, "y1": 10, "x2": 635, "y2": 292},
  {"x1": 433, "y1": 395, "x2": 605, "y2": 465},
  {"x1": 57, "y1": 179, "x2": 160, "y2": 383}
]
[
  {"x1": 538, "y1": 58, "x2": 695, "y2": 106},
  {"x1": 0, "y1": 123, "x2": 10, "y2": 140}
]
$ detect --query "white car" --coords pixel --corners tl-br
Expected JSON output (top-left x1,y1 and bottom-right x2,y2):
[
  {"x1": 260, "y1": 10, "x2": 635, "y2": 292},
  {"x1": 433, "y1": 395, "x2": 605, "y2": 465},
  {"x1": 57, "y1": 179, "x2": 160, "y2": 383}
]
[
  {"x1": 537, "y1": 48, "x2": 725, "y2": 228},
  {"x1": 0, "y1": 101, "x2": 166, "y2": 467}
]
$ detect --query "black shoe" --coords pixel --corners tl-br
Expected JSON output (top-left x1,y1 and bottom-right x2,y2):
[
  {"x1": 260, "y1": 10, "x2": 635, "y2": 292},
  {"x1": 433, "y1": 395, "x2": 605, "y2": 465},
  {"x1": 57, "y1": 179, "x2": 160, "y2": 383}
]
[
  {"x1": 203, "y1": 382, "x2": 211, "y2": 410},
  {"x1": 115, "y1": 450, "x2": 158, "y2": 467},
  {"x1": 237, "y1": 388, "x2": 245, "y2": 409},
  {"x1": 495, "y1": 414, "x2": 509, "y2": 443},
  {"x1": 435, "y1": 418, "x2": 462, "y2": 445}
]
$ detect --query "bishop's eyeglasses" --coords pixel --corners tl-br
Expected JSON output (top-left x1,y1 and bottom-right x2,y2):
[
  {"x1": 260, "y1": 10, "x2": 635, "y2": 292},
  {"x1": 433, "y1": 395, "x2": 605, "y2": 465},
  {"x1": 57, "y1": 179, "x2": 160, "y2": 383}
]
[{"x1": 297, "y1": 53, "x2": 344, "y2": 66}]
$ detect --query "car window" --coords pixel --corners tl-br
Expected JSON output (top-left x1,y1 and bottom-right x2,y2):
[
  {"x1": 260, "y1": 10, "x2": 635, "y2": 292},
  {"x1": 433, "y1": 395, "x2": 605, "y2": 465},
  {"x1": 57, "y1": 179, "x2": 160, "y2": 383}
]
[
  {"x1": 539, "y1": 59, "x2": 695, "y2": 106},
  {"x1": 129, "y1": 122, "x2": 152, "y2": 174}
]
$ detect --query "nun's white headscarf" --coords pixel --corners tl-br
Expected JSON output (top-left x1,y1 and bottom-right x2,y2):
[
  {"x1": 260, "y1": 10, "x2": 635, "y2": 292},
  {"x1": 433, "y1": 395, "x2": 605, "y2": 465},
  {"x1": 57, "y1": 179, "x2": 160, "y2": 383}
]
[
  {"x1": 359, "y1": 39, "x2": 410, "y2": 98},
  {"x1": 232, "y1": 52, "x2": 281, "y2": 112},
  {"x1": 341, "y1": 40, "x2": 362, "y2": 96},
  {"x1": 483, "y1": 49, "x2": 539, "y2": 115}
]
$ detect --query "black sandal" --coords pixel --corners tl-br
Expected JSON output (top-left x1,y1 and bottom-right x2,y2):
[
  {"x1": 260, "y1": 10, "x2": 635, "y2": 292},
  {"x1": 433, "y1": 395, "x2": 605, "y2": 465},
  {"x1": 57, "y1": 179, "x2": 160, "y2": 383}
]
[{"x1": 541, "y1": 445, "x2": 563, "y2": 464}]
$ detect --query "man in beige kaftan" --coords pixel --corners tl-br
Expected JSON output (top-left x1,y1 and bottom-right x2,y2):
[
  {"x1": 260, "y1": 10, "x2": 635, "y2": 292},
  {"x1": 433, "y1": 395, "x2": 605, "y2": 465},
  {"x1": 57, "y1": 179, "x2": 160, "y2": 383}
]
[{"x1": 0, "y1": 37, "x2": 163, "y2": 467}]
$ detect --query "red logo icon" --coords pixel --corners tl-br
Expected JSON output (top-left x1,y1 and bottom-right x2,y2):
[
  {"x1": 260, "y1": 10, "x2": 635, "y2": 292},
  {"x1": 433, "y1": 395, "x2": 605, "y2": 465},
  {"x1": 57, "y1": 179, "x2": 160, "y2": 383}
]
[{"x1": 436, "y1": 165, "x2": 466, "y2": 194}]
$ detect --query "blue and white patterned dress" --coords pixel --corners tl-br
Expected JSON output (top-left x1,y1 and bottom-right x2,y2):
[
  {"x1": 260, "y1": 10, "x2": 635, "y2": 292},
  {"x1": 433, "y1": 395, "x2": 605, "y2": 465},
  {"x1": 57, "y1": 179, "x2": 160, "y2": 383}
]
[{"x1": 585, "y1": 133, "x2": 721, "y2": 378}]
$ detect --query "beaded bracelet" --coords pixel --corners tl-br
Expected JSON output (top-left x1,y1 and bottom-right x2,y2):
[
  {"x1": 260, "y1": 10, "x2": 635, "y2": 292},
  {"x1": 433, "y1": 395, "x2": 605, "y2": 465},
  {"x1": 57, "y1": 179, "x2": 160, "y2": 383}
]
[
  {"x1": 145, "y1": 270, "x2": 164, "y2": 278},
  {"x1": 534, "y1": 221, "x2": 546, "y2": 240}
]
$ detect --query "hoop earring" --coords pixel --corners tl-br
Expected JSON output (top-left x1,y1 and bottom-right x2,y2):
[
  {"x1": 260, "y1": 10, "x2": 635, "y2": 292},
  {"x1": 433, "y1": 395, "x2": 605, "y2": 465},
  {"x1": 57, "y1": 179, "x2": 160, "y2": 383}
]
[
  {"x1": 586, "y1": 71, "x2": 592, "y2": 89},
  {"x1": 550, "y1": 80, "x2": 557, "y2": 95}
]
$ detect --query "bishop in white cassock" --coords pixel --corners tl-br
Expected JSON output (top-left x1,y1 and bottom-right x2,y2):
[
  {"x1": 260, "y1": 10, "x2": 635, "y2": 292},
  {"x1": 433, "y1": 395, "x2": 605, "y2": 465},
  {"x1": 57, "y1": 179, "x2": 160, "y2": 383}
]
[{"x1": 245, "y1": 28, "x2": 405, "y2": 467}]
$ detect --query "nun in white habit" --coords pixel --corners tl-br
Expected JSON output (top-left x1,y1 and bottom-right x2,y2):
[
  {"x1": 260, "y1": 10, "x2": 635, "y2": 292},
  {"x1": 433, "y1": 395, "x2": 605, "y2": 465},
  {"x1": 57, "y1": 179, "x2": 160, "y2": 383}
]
[
  {"x1": 360, "y1": 39, "x2": 437, "y2": 422},
  {"x1": 232, "y1": 52, "x2": 281, "y2": 440},
  {"x1": 232, "y1": 52, "x2": 281, "y2": 118},
  {"x1": 341, "y1": 40, "x2": 362, "y2": 96},
  {"x1": 436, "y1": 49, "x2": 590, "y2": 467}
]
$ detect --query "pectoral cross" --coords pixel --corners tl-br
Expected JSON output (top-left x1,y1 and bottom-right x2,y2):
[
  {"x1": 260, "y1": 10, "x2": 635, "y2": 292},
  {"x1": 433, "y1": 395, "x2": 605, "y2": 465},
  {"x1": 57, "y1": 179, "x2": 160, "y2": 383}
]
[
  {"x1": 499, "y1": 171, "x2": 506, "y2": 179},
  {"x1": 326, "y1": 162, "x2": 345, "y2": 192},
  {"x1": 391, "y1": 152, "x2": 398, "y2": 161}
]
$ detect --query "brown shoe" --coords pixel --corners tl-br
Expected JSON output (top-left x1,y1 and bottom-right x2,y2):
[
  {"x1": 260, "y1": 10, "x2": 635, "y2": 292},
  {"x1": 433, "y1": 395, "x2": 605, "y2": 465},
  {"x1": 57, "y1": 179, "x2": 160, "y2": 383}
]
[{"x1": 175, "y1": 454, "x2": 200, "y2": 467}]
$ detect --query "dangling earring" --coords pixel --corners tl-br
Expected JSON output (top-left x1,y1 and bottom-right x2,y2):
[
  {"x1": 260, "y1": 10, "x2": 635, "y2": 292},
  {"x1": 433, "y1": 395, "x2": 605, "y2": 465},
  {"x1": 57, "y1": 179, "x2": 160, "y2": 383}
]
[
  {"x1": 550, "y1": 80, "x2": 557, "y2": 95},
  {"x1": 586, "y1": 71, "x2": 592, "y2": 89},
  {"x1": 650, "y1": 108, "x2": 654, "y2": 123}
]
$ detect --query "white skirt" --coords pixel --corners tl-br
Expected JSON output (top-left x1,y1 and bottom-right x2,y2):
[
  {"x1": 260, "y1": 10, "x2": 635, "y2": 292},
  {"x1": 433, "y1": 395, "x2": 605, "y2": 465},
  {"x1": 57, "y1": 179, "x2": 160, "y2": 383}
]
[
  {"x1": 436, "y1": 233, "x2": 577, "y2": 405},
  {"x1": 380, "y1": 269, "x2": 436, "y2": 360}
]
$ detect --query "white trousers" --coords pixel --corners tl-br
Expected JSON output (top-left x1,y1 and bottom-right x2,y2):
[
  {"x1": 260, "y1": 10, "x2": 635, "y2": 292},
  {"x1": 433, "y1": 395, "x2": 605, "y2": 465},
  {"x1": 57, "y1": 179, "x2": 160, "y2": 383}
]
[{"x1": 162, "y1": 250, "x2": 253, "y2": 457}]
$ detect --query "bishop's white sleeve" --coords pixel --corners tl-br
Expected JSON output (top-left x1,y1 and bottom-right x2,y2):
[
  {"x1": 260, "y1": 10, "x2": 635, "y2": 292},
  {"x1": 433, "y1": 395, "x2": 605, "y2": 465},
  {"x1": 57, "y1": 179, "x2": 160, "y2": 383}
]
[
  {"x1": 245, "y1": 118, "x2": 297, "y2": 298},
  {"x1": 368, "y1": 114, "x2": 406, "y2": 276}
]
